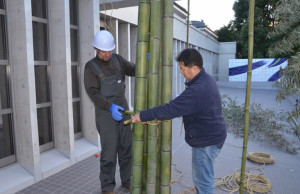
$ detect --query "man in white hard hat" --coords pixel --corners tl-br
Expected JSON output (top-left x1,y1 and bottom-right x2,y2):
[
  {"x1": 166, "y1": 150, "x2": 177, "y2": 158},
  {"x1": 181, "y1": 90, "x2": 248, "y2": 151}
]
[{"x1": 84, "y1": 30, "x2": 135, "y2": 194}]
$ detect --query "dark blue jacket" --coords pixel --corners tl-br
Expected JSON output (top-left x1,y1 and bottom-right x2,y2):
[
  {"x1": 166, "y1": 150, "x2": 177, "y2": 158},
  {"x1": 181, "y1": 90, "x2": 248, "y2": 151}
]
[{"x1": 140, "y1": 68, "x2": 227, "y2": 148}]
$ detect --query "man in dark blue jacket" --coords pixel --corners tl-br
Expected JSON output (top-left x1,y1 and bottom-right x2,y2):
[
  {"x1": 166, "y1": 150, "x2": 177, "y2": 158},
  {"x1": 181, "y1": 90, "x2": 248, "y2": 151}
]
[{"x1": 131, "y1": 48, "x2": 227, "y2": 194}]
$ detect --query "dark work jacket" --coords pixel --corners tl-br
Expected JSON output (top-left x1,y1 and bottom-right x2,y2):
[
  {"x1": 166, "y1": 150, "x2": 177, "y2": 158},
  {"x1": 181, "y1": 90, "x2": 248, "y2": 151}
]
[
  {"x1": 84, "y1": 54, "x2": 135, "y2": 111},
  {"x1": 140, "y1": 68, "x2": 227, "y2": 148}
]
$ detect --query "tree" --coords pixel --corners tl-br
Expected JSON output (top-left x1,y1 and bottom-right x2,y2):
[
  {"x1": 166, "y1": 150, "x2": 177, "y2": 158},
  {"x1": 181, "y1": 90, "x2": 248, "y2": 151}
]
[
  {"x1": 215, "y1": 21, "x2": 244, "y2": 58},
  {"x1": 232, "y1": 0, "x2": 277, "y2": 58},
  {"x1": 215, "y1": 22, "x2": 236, "y2": 42},
  {"x1": 267, "y1": 0, "x2": 300, "y2": 110},
  {"x1": 216, "y1": 0, "x2": 278, "y2": 58}
]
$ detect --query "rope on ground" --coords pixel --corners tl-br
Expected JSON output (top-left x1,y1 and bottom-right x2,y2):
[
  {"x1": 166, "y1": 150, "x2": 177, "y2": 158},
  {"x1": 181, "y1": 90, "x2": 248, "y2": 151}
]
[
  {"x1": 171, "y1": 163, "x2": 196, "y2": 194},
  {"x1": 214, "y1": 165, "x2": 273, "y2": 194}
]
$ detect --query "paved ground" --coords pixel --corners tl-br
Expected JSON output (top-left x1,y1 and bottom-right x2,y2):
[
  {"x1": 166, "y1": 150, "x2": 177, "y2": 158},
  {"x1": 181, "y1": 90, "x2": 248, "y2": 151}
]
[{"x1": 16, "y1": 86, "x2": 300, "y2": 194}]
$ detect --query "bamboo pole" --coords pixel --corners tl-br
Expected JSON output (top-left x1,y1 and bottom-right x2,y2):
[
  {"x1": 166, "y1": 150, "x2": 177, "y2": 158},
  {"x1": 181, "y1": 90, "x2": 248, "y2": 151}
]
[
  {"x1": 131, "y1": 1, "x2": 150, "y2": 193},
  {"x1": 160, "y1": 0, "x2": 173, "y2": 193},
  {"x1": 239, "y1": 0, "x2": 255, "y2": 193},
  {"x1": 156, "y1": 1, "x2": 164, "y2": 193},
  {"x1": 146, "y1": 0, "x2": 162, "y2": 193},
  {"x1": 142, "y1": 115, "x2": 148, "y2": 193},
  {"x1": 186, "y1": 0, "x2": 190, "y2": 48}
]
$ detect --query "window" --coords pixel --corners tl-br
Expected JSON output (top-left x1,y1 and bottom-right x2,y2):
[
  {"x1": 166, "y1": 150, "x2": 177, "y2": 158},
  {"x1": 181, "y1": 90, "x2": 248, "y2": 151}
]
[
  {"x1": 70, "y1": 0, "x2": 82, "y2": 137},
  {"x1": 0, "y1": 14, "x2": 7, "y2": 59},
  {"x1": 0, "y1": 0, "x2": 16, "y2": 167},
  {"x1": 32, "y1": 22, "x2": 48, "y2": 61},
  {"x1": 32, "y1": 0, "x2": 53, "y2": 151}
]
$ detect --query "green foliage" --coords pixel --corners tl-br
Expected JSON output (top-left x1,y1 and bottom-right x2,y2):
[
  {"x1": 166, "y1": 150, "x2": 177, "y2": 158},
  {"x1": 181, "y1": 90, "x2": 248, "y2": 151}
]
[
  {"x1": 216, "y1": 0, "x2": 278, "y2": 58},
  {"x1": 234, "y1": 0, "x2": 277, "y2": 58},
  {"x1": 267, "y1": 0, "x2": 300, "y2": 113},
  {"x1": 222, "y1": 95, "x2": 300, "y2": 154},
  {"x1": 215, "y1": 22, "x2": 236, "y2": 42}
]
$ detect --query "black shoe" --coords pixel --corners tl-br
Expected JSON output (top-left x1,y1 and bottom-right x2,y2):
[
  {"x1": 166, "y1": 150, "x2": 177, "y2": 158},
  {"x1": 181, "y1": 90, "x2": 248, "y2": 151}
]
[
  {"x1": 102, "y1": 191, "x2": 115, "y2": 194},
  {"x1": 122, "y1": 183, "x2": 131, "y2": 190}
]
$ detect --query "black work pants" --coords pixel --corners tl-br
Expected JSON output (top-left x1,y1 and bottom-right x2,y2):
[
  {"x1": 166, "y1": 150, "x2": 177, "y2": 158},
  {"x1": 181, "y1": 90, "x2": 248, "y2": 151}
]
[{"x1": 96, "y1": 114, "x2": 132, "y2": 191}]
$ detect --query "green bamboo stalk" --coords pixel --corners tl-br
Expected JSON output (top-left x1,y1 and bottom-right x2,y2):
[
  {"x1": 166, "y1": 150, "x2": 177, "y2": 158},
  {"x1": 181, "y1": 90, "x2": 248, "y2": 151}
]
[
  {"x1": 124, "y1": 119, "x2": 132, "y2": 125},
  {"x1": 239, "y1": 0, "x2": 255, "y2": 193},
  {"x1": 146, "y1": 0, "x2": 162, "y2": 193},
  {"x1": 156, "y1": 1, "x2": 164, "y2": 193},
  {"x1": 131, "y1": 0, "x2": 150, "y2": 193},
  {"x1": 142, "y1": 123, "x2": 148, "y2": 193},
  {"x1": 186, "y1": 0, "x2": 190, "y2": 48},
  {"x1": 125, "y1": 110, "x2": 135, "y2": 115},
  {"x1": 160, "y1": 0, "x2": 173, "y2": 193},
  {"x1": 142, "y1": 51, "x2": 149, "y2": 194}
]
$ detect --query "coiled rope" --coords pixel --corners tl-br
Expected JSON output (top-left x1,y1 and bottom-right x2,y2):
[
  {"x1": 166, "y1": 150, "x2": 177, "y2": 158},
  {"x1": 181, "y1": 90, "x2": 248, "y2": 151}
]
[
  {"x1": 171, "y1": 164, "x2": 272, "y2": 194},
  {"x1": 170, "y1": 143, "x2": 273, "y2": 193},
  {"x1": 171, "y1": 163, "x2": 196, "y2": 194},
  {"x1": 130, "y1": 120, "x2": 273, "y2": 193},
  {"x1": 215, "y1": 165, "x2": 273, "y2": 194}
]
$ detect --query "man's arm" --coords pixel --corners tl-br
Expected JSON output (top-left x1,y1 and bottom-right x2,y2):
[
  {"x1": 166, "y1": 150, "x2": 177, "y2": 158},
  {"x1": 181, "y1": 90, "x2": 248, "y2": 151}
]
[
  {"x1": 132, "y1": 86, "x2": 200, "y2": 123},
  {"x1": 132, "y1": 113, "x2": 141, "y2": 123},
  {"x1": 116, "y1": 55, "x2": 135, "y2": 76}
]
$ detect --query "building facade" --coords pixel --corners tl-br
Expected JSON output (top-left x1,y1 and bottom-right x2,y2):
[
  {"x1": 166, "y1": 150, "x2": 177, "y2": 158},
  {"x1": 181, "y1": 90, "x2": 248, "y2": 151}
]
[{"x1": 0, "y1": 0, "x2": 235, "y2": 193}]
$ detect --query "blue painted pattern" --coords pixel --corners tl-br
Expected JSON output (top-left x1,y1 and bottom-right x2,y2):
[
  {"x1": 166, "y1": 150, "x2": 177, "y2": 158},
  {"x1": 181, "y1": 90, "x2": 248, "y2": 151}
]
[
  {"x1": 229, "y1": 60, "x2": 267, "y2": 76},
  {"x1": 268, "y1": 70, "x2": 281, "y2": 81},
  {"x1": 268, "y1": 58, "x2": 288, "y2": 68},
  {"x1": 229, "y1": 58, "x2": 288, "y2": 82}
]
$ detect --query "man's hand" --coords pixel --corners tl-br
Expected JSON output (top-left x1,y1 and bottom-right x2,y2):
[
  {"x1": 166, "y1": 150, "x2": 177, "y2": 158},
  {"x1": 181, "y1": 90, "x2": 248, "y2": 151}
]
[
  {"x1": 109, "y1": 104, "x2": 124, "y2": 121},
  {"x1": 131, "y1": 113, "x2": 141, "y2": 123}
]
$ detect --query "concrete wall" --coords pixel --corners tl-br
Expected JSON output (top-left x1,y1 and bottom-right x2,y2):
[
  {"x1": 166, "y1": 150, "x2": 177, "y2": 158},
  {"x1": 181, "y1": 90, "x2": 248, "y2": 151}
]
[
  {"x1": 172, "y1": 15, "x2": 236, "y2": 97},
  {"x1": 219, "y1": 42, "x2": 236, "y2": 81},
  {"x1": 100, "y1": 6, "x2": 138, "y2": 25},
  {"x1": 0, "y1": 1, "x2": 100, "y2": 193}
]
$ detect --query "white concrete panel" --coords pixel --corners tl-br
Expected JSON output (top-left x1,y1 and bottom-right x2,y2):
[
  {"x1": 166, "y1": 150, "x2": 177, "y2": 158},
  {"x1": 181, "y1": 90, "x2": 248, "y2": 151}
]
[
  {"x1": 100, "y1": 0, "x2": 138, "y2": 9},
  {"x1": 74, "y1": 138, "x2": 99, "y2": 162},
  {"x1": 219, "y1": 42, "x2": 236, "y2": 54},
  {"x1": 100, "y1": 6, "x2": 138, "y2": 25},
  {"x1": 6, "y1": 0, "x2": 41, "y2": 178},
  {"x1": 40, "y1": 149, "x2": 70, "y2": 179},
  {"x1": 173, "y1": 16, "x2": 219, "y2": 53},
  {"x1": 79, "y1": 0, "x2": 100, "y2": 145},
  {"x1": 219, "y1": 42, "x2": 236, "y2": 81},
  {"x1": 0, "y1": 164, "x2": 34, "y2": 194},
  {"x1": 49, "y1": 0, "x2": 75, "y2": 159},
  {"x1": 119, "y1": 23, "x2": 133, "y2": 108}
]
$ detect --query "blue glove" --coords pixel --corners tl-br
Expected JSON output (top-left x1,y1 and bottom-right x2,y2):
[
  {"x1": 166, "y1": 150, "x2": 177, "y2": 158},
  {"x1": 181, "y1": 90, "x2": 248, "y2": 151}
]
[{"x1": 109, "y1": 104, "x2": 124, "y2": 121}]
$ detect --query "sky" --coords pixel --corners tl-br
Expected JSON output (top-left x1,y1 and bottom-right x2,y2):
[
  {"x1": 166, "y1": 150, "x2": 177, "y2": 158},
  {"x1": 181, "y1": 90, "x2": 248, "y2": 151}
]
[{"x1": 176, "y1": 0, "x2": 236, "y2": 31}]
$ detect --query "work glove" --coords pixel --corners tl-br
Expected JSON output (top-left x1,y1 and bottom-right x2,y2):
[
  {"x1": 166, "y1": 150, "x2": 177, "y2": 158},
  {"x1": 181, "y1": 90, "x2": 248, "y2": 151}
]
[{"x1": 109, "y1": 104, "x2": 124, "y2": 121}]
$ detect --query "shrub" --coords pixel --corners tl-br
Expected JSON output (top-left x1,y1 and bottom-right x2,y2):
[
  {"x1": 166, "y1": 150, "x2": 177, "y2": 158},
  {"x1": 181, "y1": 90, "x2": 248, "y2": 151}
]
[{"x1": 222, "y1": 95, "x2": 300, "y2": 154}]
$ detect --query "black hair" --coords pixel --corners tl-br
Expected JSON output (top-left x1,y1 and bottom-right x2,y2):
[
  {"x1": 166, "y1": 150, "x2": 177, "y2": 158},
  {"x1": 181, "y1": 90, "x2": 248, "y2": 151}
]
[{"x1": 176, "y1": 48, "x2": 203, "y2": 69}]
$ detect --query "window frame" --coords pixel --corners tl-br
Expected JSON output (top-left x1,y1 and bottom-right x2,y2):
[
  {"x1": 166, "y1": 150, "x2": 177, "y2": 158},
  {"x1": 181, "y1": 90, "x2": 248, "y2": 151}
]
[
  {"x1": 0, "y1": 0, "x2": 16, "y2": 167},
  {"x1": 70, "y1": 0, "x2": 82, "y2": 139},
  {"x1": 32, "y1": 0, "x2": 54, "y2": 152}
]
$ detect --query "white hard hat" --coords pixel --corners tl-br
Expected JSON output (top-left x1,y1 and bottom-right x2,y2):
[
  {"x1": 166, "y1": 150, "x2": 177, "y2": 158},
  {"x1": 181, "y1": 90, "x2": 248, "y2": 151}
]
[{"x1": 93, "y1": 30, "x2": 115, "y2": 51}]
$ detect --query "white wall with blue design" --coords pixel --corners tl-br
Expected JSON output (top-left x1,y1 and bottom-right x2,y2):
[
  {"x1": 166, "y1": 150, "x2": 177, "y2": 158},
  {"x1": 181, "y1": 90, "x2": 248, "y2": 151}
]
[{"x1": 229, "y1": 58, "x2": 288, "y2": 82}]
